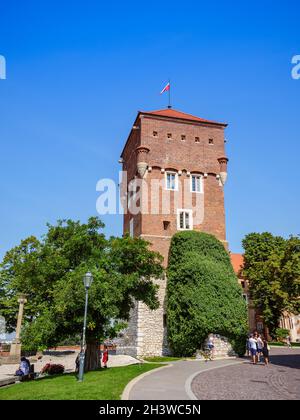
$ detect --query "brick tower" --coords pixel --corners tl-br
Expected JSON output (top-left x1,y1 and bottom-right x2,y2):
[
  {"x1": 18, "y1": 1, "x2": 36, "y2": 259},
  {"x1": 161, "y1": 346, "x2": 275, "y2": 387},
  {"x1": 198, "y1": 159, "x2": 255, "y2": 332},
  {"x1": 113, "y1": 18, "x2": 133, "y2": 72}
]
[{"x1": 117, "y1": 108, "x2": 228, "y2": 356}]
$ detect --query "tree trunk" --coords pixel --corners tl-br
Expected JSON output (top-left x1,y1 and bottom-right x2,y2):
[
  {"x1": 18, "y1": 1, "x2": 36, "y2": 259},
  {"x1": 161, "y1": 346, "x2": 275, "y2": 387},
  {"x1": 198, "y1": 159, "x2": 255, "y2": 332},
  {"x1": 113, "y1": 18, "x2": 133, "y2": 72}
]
[{"x1": 85, "y1": 340, "x2": 101, "y2": 371}]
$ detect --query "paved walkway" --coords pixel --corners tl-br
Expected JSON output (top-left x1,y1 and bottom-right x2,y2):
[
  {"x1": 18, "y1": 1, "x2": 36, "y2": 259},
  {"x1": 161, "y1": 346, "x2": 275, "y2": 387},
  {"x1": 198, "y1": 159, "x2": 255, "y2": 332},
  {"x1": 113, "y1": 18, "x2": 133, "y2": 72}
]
[
  {"x1": 126, "y1": 348, "x2": 300, "y2": 400},
  {"x1": 192, "y1": 347, "x2": 300, "y2": 400},
  {"x1": 126, "y1": 358, "x2": 242, "y2": 400}
]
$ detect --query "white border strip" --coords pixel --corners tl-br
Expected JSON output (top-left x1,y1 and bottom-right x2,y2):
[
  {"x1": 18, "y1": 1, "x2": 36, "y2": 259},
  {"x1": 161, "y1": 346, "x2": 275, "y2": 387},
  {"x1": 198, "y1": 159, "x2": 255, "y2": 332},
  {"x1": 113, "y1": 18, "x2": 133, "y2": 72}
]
[{"x1": 121, "y1": 364, "x2": 172, "y2": 400}]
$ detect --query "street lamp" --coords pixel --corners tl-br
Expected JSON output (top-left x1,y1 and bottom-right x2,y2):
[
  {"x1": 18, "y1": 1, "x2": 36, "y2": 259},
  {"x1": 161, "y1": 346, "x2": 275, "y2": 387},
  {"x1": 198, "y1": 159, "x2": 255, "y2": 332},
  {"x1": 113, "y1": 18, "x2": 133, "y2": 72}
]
[{"x1": 78, "y1": 272, "x2": 93, "y2": 382}]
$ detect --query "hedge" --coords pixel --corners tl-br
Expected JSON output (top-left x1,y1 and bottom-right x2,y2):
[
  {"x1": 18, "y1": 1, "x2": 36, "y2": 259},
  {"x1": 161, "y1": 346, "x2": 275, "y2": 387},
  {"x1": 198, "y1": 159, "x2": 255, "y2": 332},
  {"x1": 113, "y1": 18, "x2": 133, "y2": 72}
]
[{"x1": 167, "y1": 231, "x2": 248, "y2": 356}]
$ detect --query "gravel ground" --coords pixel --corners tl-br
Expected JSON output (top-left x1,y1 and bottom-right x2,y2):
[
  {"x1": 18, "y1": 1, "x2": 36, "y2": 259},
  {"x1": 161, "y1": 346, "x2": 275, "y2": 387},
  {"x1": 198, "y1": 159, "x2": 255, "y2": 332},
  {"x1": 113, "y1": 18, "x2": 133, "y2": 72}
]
[
  {"x1": 192, "y1": 348, "x2": 300, "y2": 400},
  {"x1": 0, "y1": 353, "x2": 140, "y2": 380}
]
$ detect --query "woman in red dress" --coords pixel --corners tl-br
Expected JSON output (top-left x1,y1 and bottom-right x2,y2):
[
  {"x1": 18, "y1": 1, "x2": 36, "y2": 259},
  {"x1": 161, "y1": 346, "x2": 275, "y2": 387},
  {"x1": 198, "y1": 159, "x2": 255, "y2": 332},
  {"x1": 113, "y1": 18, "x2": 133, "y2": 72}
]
[{"x1": 102, "y1": 345, "x2": 109, "y2": 368}]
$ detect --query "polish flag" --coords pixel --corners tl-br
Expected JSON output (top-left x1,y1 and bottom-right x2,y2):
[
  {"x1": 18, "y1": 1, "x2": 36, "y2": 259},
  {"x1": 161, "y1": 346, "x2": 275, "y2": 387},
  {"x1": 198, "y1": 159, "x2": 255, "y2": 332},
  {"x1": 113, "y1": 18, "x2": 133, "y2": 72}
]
[{"x1": 160, "y1": 82, "x2": 170, "y2": 94}]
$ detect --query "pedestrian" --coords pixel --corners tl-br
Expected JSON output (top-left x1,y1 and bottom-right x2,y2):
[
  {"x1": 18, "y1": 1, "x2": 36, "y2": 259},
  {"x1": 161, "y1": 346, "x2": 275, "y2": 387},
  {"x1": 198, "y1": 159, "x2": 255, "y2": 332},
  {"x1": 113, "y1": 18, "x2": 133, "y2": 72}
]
[
  {"x1": 207, "y1": 335, "x2": 214, "y2": 360},
  {"x1": 257, "y1": 334, "x2": 263, "y2": 362},
  {"x1": 286, "y1": 335, "x2": 292, "y2": 349},
  {"x1": 102, "y1": 345, "x2": 109, "y2": 368},
  {"x1": 262, "y1": 337, "x2": 270, "y2": 366},
  {"x1": 75, "y1": 353, "x2": 80, "y2": 373},
  {"x1": 248, "y1": 334, "x2": 258, "y2": 364},
  {"x1": 246, "y1": 335, "x2": 251, "y2": 357}
]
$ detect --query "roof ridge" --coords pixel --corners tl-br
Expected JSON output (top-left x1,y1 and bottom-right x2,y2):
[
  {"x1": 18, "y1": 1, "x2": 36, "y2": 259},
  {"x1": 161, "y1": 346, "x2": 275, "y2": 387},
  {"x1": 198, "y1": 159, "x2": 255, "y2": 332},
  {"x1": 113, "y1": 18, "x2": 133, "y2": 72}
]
[{"x1": 140, "y1": 108, "x2": 227, "y2": 126}]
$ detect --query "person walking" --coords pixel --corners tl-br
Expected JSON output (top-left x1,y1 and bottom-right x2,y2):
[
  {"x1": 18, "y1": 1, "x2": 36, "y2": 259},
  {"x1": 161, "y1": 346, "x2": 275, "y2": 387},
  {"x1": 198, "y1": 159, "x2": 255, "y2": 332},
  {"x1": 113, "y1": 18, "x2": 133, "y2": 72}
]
[
  {"x1": 262, "y1": 338, "x2": 270, "y2": 366},
  {"x1": 286, "y1": 335, "x2": 292, "y2": 349},
  {"x1": 207, "y1": 336, "x2": 214, "y2": 361},
  {"x1": 248, "y1": 334, "x2": 258, "y2": 364},
  {"x1": 246, "y1": 335, "x2": 251, "y2": 357},
  {"x1": 257, "y1": 334, "x2": 263, "y2": 362}
]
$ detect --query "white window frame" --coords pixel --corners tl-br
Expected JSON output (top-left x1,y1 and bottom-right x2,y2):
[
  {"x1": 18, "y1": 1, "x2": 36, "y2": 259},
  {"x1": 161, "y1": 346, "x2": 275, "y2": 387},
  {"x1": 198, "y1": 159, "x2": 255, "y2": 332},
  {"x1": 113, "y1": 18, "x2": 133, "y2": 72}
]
[
  {"x1": 165, "y1": 171, "x2": 178, "y2": 191},
  {"x1": 190, "y1": 174, "x2": 203, "y2": 193},
  {"x1": 177, "y1": 209, "x2": 193, "y2": 231},
  {"x1": 129, "y1": 218, "x2": 134, "y2": 237}
]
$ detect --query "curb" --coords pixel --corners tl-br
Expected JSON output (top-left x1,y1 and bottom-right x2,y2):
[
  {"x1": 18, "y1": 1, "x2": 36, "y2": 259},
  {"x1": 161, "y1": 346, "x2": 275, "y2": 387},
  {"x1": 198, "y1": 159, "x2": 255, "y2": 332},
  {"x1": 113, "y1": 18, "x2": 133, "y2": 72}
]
[
  {"x1": 185, "y1": 359, "x2": 244, "y2": 400},
  {"x1": 121, "y1": 364, "x2": 172, "y2": 400}
]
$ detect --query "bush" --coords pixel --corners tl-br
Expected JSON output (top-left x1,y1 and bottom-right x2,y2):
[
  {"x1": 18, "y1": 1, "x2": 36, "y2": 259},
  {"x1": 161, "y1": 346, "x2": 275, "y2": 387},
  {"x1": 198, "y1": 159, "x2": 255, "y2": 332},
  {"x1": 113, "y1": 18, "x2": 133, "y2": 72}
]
[
  {"x1": 167, "y1": 231, "x2": 248, "y2": 357},
  {"x1": 275, "y1": 328, "x2": 290, "y2": 342},
  {"x1": 40, "y1": 363, "x2": 65, "y2": 375}
]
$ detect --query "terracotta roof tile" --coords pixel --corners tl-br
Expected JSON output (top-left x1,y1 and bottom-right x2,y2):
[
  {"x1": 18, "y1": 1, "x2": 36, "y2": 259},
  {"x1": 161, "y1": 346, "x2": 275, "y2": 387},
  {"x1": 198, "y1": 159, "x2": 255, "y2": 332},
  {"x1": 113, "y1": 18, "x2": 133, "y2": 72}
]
[
  {"x1": 230, "y1": 253, "x2": 244, "y2": 275},
  {"x1": 140, "y1": 108, "x2": 227, "y2": 126}
]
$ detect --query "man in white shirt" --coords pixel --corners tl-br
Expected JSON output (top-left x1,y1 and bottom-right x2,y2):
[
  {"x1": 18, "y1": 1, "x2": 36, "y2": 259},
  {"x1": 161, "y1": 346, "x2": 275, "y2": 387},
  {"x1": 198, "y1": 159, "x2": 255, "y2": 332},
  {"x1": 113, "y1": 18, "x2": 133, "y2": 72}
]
[{"x1": 248, "y1": 334, "x2": 258, "y2": 364}]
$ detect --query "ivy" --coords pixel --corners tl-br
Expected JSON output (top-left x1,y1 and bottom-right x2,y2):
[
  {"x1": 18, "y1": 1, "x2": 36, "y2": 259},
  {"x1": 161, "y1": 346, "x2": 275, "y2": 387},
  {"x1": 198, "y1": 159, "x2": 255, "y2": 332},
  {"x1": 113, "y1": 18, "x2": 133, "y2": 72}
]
[{"x1": 167, "y1": 231, "x2": 248, "y2": 356}]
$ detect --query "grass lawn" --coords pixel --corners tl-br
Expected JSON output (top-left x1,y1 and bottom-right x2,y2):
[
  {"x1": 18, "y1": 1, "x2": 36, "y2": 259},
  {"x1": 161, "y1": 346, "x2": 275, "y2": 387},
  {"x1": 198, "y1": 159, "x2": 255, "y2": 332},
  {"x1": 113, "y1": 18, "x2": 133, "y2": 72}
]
[
  {"x1": 0, "y1": 363, "x2": 160, "y2": 400},
  {"x1": 143, "y1": 356, "x2": 183, "y2": 363}
]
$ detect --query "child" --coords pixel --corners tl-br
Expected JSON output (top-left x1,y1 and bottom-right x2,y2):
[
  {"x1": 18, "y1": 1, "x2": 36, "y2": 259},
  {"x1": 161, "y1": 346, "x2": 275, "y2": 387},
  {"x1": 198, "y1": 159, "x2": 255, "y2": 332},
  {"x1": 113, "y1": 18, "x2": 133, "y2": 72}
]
[{"x1": 102, "y1": 345, "x2": 109, "y2": 368}]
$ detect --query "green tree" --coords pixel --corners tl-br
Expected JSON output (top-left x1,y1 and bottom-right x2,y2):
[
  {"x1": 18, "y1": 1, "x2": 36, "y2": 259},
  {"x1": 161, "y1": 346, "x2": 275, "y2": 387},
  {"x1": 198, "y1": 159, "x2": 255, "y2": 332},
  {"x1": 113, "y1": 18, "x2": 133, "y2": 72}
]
[
  {"x1": 0, "y1": 217, "x2": 163, "y2": 370},
  {"x1": 242, "y1": 232, "x2": 300, "y2": 337},
  {"x1": 167, "y1": 231, "x2": 248, "y2": 356}
]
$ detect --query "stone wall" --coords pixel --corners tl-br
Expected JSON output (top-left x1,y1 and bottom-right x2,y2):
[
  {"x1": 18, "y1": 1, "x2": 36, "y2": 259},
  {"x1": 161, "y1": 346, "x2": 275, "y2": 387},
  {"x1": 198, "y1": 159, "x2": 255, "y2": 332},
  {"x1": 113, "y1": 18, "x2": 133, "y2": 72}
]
[
  {"x1": 196, "y1": 334, "x2": 236, "y2": 359},
  {"x1": 116, "y1": 276, "x2": 170, "y2": 357}
]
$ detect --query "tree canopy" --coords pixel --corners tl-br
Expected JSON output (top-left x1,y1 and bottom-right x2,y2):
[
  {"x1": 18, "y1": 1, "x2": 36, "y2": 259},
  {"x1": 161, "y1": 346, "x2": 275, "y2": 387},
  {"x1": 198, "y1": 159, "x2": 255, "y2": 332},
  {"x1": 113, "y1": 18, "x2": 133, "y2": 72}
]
[
  {"x1": 242, "y1": 232, "x2": 300, "y2": 336},
  {"x1": 167, "y1": 231, "x2": 248, "y2": 356},
  {"x1": 0, "y1": 217, "x2": 163, "y2": 369}
]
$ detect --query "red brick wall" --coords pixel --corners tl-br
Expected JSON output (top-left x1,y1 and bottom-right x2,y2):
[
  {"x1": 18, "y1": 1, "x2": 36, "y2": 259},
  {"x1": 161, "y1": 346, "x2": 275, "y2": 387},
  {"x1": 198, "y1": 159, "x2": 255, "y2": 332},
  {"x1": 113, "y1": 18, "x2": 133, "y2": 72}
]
[{"x1": 121, "y1": 112, "x2": 227, "y2": 266}]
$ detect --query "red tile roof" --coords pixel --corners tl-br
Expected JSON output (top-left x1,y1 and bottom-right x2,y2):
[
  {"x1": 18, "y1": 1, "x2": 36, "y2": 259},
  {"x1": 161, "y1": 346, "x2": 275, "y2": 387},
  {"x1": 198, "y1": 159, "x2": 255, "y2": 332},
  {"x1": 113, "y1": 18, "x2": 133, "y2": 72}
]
[
  {"x1": 140, "y1": 108, "x2": 227, "y2": 126},
  {"x1": 230, "y1": 253, "x2": 244, "y2": 275}
]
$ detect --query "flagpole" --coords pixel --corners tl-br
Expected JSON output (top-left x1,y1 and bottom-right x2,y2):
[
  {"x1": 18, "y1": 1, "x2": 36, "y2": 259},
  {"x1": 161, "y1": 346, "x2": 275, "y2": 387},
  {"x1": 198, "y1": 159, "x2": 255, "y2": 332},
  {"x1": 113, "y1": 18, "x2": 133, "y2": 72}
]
[{"x1": 168, "y1": 79, "x2": 171, "y2": 108}]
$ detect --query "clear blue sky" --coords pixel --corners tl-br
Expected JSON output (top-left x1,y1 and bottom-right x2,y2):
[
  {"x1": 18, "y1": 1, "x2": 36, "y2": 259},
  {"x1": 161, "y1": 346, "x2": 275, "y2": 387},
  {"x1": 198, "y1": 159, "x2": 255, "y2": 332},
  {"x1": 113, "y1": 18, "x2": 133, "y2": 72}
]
[{"x1": 0, "y1": 0, "x2": 299, "y2": 258}]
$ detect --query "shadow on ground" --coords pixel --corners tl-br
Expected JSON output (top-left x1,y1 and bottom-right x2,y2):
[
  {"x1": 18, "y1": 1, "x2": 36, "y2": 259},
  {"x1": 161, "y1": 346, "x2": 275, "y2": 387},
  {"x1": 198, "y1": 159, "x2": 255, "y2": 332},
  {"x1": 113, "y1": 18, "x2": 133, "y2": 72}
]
[{"x1": 269, "y1": 354, "x2": 300, "y2": 369}]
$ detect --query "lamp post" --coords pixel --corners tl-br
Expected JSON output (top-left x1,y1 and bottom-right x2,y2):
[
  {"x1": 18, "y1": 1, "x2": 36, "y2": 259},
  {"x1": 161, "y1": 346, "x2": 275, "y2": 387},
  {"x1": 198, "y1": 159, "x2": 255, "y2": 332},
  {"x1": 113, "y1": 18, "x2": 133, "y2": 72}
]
[{"x1": 78, "y1": 272, "x2": 93, "y2": 382}]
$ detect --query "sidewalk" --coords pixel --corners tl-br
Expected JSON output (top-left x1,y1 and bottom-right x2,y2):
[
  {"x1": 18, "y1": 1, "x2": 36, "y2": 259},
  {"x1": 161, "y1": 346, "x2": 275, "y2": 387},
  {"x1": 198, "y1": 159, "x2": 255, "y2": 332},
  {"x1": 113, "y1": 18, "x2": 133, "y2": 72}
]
[
  {"x1": 124, "y1": 358, "x2": 243, "y2": 400},
  {"x1": 192, "y1": 348, "x2": 300, "y2": 400}
]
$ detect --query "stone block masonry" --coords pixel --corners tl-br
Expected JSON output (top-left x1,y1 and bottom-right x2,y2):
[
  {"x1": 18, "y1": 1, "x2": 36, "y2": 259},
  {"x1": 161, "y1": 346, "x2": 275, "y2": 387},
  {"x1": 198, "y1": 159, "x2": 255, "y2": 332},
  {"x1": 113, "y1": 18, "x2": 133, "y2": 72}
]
[{"x1": 116, "y1": 276, "x2": 170, "y2": 357}]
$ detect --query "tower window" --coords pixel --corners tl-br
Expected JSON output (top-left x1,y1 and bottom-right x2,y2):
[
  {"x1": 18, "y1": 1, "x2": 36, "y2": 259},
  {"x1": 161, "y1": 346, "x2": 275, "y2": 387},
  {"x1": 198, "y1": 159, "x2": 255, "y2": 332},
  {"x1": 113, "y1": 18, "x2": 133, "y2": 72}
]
[
  {"x1": 181, "y1": 135, "x2": 186, "y2": 141},
  {"x1": 209, "y1": 138, "x2": 214, "y2": 145},
  {"x1": 129, "y1": 218, "x2": 134, "y2": 238},
  {"x1": 163, "y1": 221, "x2": 170, "y2": 230},
  {"x1": 127, "y1": 179, "x2": 137, "y2": 210},
  {"x1": 191, "y1": 174, "x2": 203, "y2": 193},
  {"x1": 256, "y1": 321, "x2": 263, "y2": 332},
  {"x1": 165, "y1": 171, "x2": 178, "y2": 190},
  {"x1": 167, "y1": 133, "x2": 172, "y2": 139},
  {"x1": 153, "y1": 131, "x2": 158, "y2": 137},
  {"x1": 177, "y1": 209, "x2": 193, "y2": 230},
  {"x1": 195, "y1": 137, "x2": 200, "y2": 143}
]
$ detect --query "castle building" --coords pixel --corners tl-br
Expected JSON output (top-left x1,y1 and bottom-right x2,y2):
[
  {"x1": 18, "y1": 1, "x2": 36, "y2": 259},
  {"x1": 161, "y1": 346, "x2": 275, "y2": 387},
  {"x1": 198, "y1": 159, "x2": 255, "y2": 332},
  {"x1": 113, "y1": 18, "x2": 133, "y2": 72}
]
[
  {"x1": 117, "y1": 108, "x2": 229, "y2": 356},
  {"x1": 231, "y1": 253, "x2": 300, "y2": 343}
]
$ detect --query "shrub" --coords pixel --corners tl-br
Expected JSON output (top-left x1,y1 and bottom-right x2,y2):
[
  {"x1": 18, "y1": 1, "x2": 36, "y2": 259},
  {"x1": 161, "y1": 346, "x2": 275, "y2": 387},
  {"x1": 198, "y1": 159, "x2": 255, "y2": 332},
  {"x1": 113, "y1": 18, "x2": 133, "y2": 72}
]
[
  {"x1": 41, "y1": 363, "x2": 65, "y2": 375},
  {"x1": 275, "y1": 328, "x2": 290, "y2": 342},
  {"x1": 167, "y1": 231, "x2": 248, "y2": 357}
]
